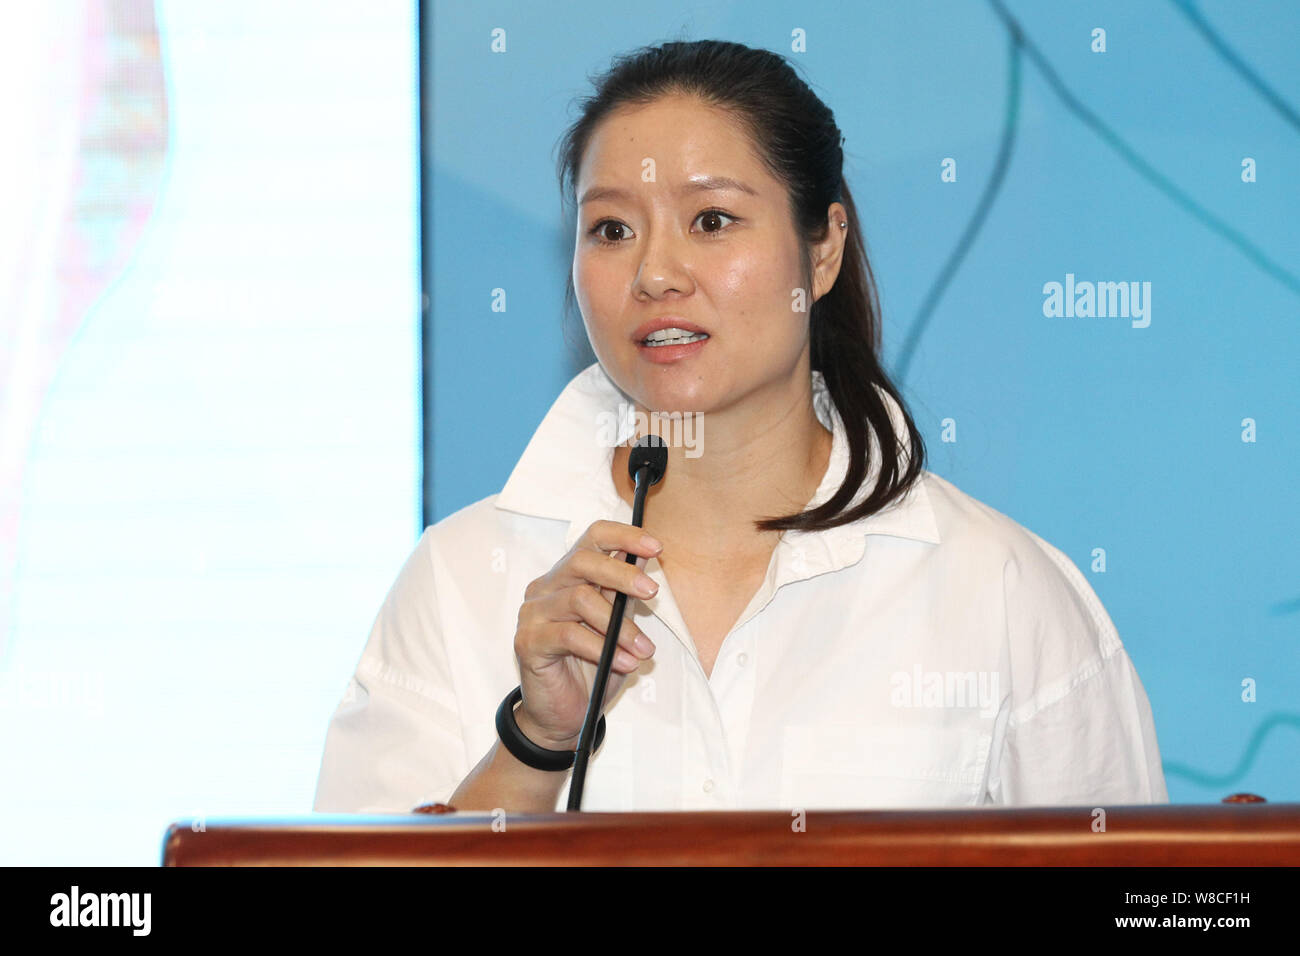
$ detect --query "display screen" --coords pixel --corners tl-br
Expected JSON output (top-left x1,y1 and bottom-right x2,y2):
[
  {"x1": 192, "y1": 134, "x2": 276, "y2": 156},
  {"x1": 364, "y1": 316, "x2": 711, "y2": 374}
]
[{"x1": 0, "y1": 0, "x2": 419, "y2": 864}]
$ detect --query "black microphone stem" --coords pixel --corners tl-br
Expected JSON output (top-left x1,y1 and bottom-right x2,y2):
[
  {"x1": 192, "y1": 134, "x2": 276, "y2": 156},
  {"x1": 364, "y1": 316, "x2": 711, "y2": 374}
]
[{"x1": 566, "y1": 462, "x2": 654, "y2": 811}]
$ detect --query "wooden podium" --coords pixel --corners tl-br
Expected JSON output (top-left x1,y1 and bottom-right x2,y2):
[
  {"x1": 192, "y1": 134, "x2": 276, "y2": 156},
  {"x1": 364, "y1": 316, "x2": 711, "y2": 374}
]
[{"x1": 163, "y1": 800, "x2": 1300, "y2": 866}]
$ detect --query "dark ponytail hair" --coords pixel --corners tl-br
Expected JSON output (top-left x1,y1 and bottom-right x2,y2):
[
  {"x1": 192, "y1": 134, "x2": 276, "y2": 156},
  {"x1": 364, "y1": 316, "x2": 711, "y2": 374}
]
[{"x1": 555, "y1": 39, "x2": 926, "y2": 534}]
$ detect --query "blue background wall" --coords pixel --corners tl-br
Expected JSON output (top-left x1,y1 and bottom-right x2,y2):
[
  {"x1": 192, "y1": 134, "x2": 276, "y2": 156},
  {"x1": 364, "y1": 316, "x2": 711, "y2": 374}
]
[{"x1": 425, "y1": 0, "x2": 1300, "y2": 803}]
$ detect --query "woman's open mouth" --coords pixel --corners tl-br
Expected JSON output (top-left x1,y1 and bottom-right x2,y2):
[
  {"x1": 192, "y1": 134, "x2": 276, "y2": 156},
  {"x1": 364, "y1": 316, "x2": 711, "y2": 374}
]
[
  {"x1": 641, "y1": 328, "x2": 709, "y2": 347},
  {"x1": 636, "y1": 328, "x2": 710, "y2": 363}
]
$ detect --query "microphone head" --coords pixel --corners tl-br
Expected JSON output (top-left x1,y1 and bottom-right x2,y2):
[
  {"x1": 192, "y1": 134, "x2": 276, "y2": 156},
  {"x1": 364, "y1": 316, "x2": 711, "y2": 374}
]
[{"x1": 628, "y1": 434, "x2": 668, "y2": 486}]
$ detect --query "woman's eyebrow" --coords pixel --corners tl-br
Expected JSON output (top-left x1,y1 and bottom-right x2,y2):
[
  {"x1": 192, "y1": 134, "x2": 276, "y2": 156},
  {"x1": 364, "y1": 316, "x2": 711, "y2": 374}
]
[{"x1": 578, "y1": 175, "x2": 758, "y2": 206}]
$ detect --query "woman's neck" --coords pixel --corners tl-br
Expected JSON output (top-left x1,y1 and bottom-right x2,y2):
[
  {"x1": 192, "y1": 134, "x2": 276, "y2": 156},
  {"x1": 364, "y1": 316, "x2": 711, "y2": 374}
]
[{"x1": 611, "y1": 381, "x2": 833, "y2": 562}]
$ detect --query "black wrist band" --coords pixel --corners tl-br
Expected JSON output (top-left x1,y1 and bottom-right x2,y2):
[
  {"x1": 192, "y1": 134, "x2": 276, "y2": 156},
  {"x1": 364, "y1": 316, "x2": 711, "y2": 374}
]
[{"x1": 495, "y1": 685, "x2": 605, "y2": 772}]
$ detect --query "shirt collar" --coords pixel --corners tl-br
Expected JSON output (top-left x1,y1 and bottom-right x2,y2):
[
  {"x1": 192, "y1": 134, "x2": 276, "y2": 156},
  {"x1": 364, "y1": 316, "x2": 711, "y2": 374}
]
[{"x1": 495, "y1": 362, "x2": 941, "y2": 564}]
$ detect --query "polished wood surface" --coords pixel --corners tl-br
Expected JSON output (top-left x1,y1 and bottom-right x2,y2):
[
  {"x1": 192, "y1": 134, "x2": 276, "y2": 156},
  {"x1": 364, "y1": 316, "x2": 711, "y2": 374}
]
[{"x1": 163, "y1": 802, "x2": 1300, "y2": 866}]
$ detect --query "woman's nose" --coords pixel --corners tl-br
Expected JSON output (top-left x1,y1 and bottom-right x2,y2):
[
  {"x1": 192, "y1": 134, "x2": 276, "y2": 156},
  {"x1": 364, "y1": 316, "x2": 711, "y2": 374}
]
[{"x1": 632, "y1": 228, "x2": 693, "y2": 299}]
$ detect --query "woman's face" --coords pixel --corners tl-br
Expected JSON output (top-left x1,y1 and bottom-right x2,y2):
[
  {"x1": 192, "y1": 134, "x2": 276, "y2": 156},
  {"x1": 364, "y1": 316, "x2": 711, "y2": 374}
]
[{"x1": 572, "y1": 93, "x2": 835, "y2": 416}]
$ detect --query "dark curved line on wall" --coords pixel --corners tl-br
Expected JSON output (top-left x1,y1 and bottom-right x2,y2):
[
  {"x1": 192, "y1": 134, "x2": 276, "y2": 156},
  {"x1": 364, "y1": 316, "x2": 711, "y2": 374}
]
[
  {"x1": 1169, "y1": 0, "x2": 1300, "y2": 133},
  {"x1": 1162, "y1": 712, "x2": 1300, "y2": 788},
  {"x1": 985, "y1": 0, "x2": 1300, "y2": 297},
  {"x1": 896, "y1": 32, "x2": 1022, "y2": 385},
  {"x1": 1270, "y1": 595, "x2": 1300, "y2": 615}
]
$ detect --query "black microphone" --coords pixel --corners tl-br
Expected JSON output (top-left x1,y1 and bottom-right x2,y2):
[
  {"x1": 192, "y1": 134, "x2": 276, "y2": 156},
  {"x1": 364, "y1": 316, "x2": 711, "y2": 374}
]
[{"x1": 567, "y1": 433, "x2": 668, "y2": 811}]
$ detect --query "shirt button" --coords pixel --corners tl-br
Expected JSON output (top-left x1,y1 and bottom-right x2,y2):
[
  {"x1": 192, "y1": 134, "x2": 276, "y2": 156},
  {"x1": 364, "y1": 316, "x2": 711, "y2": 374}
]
[
  {"x1": 736, "y1": 652, "x2": 748, "y2": 667},
  {"x1": 702, "y1": 779, "x2": 715, "y2": 793}
]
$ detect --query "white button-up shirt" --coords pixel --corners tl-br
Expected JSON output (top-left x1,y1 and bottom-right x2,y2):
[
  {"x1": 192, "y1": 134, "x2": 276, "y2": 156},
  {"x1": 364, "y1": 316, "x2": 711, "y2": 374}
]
[{"x1": 313, "y1": 362, "x2": 1168, "y2": 813}]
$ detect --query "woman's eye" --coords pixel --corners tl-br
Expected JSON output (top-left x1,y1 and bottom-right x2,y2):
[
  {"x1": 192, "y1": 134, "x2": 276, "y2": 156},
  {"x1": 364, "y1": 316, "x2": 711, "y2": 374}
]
[
  {"x1": 694, "y1": 209, "x2": 736, "y2": 234},
  {"x1": 588, "y1": 210, "x2": 737, "y2": 246},
  {"x1": 591, "y1": 220, "x2": 633, "y2": 244}
]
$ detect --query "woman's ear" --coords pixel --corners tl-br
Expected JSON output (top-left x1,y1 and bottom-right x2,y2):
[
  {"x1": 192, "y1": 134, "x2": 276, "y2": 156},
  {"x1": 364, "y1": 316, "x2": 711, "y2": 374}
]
[{"x1": 809, "y1": 202, "x2": 849, "y2": 304}]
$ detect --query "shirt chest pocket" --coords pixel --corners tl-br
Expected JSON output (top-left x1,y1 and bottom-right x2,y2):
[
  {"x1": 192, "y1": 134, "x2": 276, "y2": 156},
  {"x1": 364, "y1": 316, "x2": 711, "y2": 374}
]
[{"x1": 778, "y1": 723, "x2": 991, "y2": 810}]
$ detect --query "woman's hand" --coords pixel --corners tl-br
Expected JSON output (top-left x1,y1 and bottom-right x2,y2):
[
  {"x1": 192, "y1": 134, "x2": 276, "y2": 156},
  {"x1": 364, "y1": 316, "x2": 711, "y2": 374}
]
[{"x1": 511, "y1": 520, "x2": 662, "y2": 750}]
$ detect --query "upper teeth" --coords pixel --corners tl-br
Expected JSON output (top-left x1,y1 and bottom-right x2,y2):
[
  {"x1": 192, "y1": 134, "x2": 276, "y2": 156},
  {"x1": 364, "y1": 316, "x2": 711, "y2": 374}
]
[{"x1": 644, "y1": 328, "x2": 708, "y2": 344}]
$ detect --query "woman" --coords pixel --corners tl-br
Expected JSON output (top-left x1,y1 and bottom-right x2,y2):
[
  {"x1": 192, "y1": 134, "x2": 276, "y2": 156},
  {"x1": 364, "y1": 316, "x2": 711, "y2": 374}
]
[{"x1": 313, "y1": 40, "x2": 1167, "y2": 814}]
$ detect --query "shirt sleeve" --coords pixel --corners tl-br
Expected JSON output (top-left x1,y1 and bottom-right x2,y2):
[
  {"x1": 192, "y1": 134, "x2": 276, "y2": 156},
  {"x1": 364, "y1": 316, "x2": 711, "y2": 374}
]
[
  {"x1": 312, "y1": 529, "x2": 469, "y2": 813},
  {"x1": 985, "y1": 529, "x2": 1169, "y2": 806}
]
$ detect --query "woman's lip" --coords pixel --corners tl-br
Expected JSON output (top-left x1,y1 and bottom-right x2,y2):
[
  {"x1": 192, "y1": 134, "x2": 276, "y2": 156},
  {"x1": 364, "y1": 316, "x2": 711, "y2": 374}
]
[{"x1": 636, "y1": 335, "x2": 709, "y2": 363}]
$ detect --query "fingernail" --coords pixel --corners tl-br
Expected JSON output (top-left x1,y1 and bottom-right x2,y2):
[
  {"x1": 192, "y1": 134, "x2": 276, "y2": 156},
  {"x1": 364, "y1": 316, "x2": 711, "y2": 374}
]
[
  {"x1": 617, "y1": 650, "x2": 638, "y2": 669},
  {"x1": 635, "y1": 573, "x2": 658, "y2": 596},
  {"x1": 640, "y1": 535, "x2": 663, "y2": 554},
  {"x1": 633, "y1": 634, "x2": 655, "y2": 655}
]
